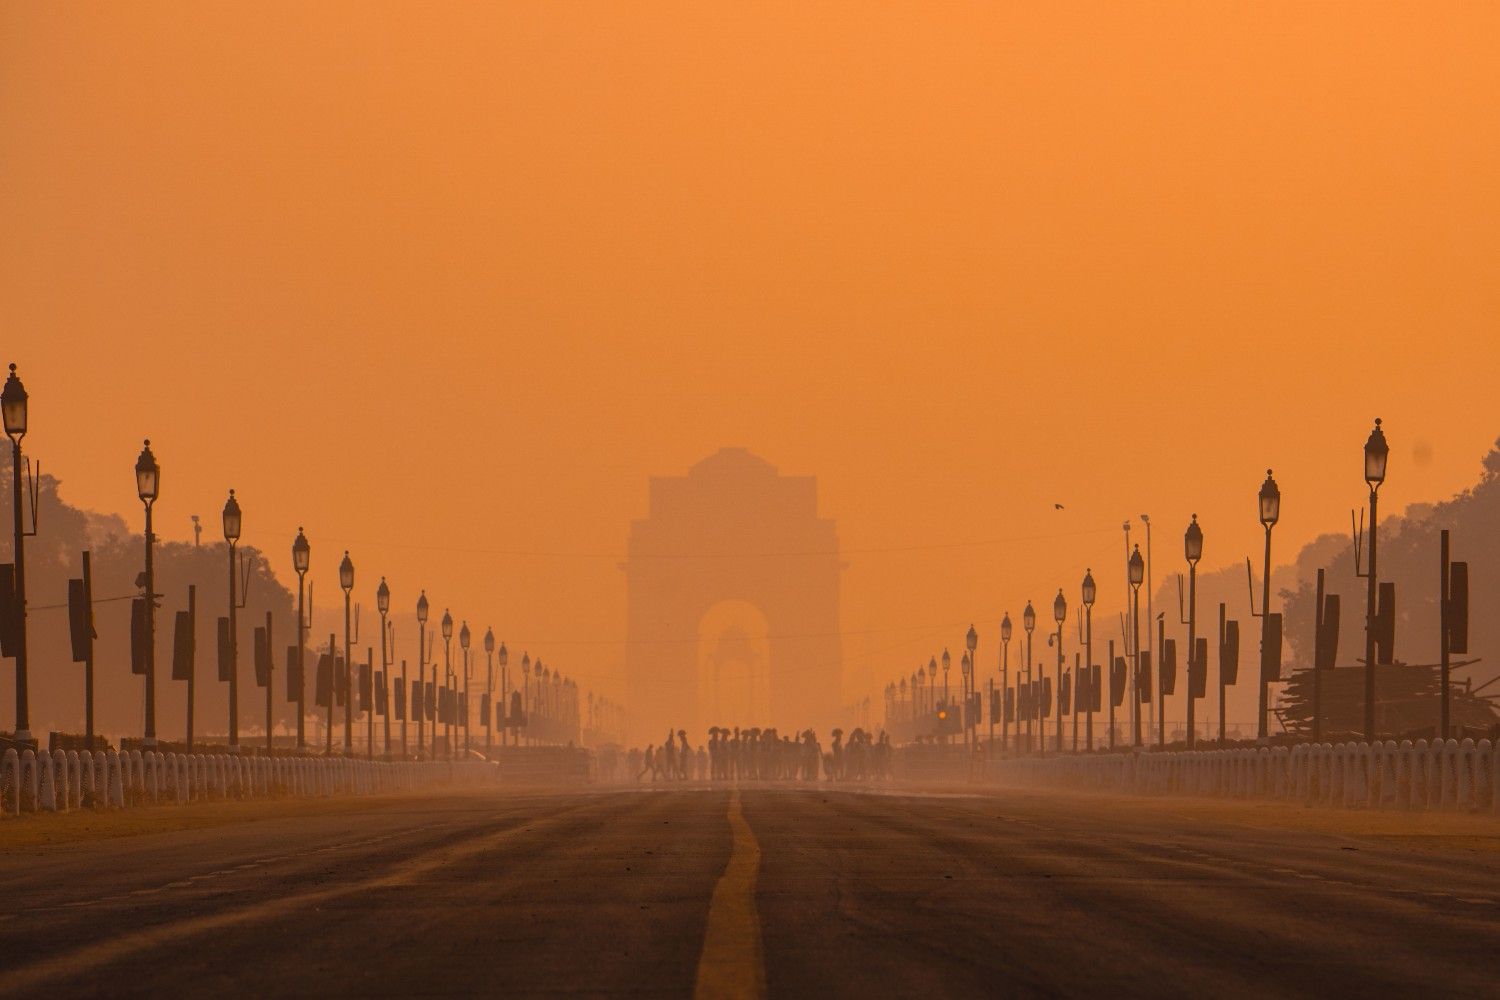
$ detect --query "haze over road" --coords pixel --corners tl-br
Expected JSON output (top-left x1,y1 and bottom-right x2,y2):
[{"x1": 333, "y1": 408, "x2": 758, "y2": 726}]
[{"x1": 0, "y1": 789, "x2": 1494, "y2": 998}]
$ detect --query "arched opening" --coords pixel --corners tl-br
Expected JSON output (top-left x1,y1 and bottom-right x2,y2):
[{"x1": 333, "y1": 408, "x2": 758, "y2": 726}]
[{"x1": 697, "y1": 600, "x2": 772, "y2": 726}]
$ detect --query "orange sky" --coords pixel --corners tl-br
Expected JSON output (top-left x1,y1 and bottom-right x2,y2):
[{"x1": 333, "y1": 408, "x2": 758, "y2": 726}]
[{"x1": 2, "y1": 3, "x2": 1497, "y2": 721}]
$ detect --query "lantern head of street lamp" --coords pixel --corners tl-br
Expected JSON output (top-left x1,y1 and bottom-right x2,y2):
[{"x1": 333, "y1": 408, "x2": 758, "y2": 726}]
[
  {"x1": 292, "y1": 527, "x2": 310, "y2": 575},
  {"x1": 135, "y1": 440, "x2": 161, "y2": 506},
  {"x1": 1082, "y1": 569, "x2": 1097, "y2": 608},
  {"x1": 376, "y1": 577, "x2": 390, "y2": 615},
  {"x1": 1364, "y1": 418, "x2": 1388, "y2": 488},
  {"x1": 899, "y1": 677, "x2": 907, "y2": 693},
  {"x1": 1259, "y1": 469, "x2": 1281, "y2": 527},
  {"x1": 441, "y1": 610, "x2": 453, "y2": 641},
  {"x1": 498, "y1": 642, "x2": 508, "y2": 667},
  {"x1": 1129, "y1": 545, "x2": 1145, "y2": 588},
  {"x1": 917, "y1": 666, "x2": 925, "y2": 683},
  {"x1": 484, "y1": 627, "x2": 495, "y2": 654},
  {"x1": 1184, "y1": 514, "x2": 1203, "y2": 565},
  {"x1": 961, "y1": 651, "x2": 972, "y2": 677},
  {"x1": 1023, "y1": 602, "x2": 1036, "y2": 634},
  {"x1": 221, "y1": 489, "x2": 242, "y2": 543},
  {"x1": 1053, "y1": 588, "x2": 1066, "y2": 624},
  {"x1": 339, "y1": 551, "x2": 355, "y2": 592},
  {"x1": 2, "y1": 364, "x2": 27, "y2": 441},
  {"x1": 522, "y1": 652, "x2": 531, "y2": 674},
  {"x1": 416, "y1": 590, "x2": 429, "y2": 624},
  {"x1": 1001, "y1": 613, "x2": 1013, "y2": 643},
  {"x1": 941, "y1": 649, "x2": 951, "y2": 673},
  {"x1": 459, "y1": 621, "x2": 471, "y2": 650},
  {"x1": 965, "y1": 625, "x2": 978, "y2": 654}
]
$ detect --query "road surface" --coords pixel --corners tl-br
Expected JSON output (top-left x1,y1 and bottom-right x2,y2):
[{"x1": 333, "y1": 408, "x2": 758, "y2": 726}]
[{"x1": 0, "y1": 786, "x2": 1495, "y2": 998}]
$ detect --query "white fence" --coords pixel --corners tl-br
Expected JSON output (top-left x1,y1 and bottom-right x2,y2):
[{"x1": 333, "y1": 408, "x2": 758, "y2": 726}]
[
  {"x1": 1, "y1": 748, "x2": 496, "y2": 816},
  {"x1": 995, "y1": 738, "x2": 1499, "y2": 814}
]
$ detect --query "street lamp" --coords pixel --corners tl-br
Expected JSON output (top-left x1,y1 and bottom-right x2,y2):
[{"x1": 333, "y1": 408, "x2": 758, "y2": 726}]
[
  {"x1": 293, "y1": 528, "x2": 311, "y2": 749},
  {"x1": 1053, "y1": 589, "x2": 1066, "y2": 755},
  {"x1": 1023, "y1": 601, "x2": 1036, "y2": 755},
  {"x1": 223, "y1": 490, "x2": 244, "y2": 752},
  {"x1": 965, "y1": 624, "x2": 978, "y2": 750},
  {"x1": 940, "y1": 648, "x2": 951, "y2": 742},
  {"x1": 483, "y1": 626, "x2": 495, "y2": 754},
  {"x1": 416, "y1": 591, "x2": 429, "y2": 758},
  {"x1": 522, "y1": 652, "x2": 532, "y2": 746},
  {"x1": 339, "y1": 551, "x2": 354, "y2": 755},
  {"x1": 1082, "y1": 570, "x2": 1096, "y2": 752},
  {"x1": 441, "y1": 610, "x2": 453, "y2": 757},
  {"x1": 1000, "y1": 613, "x2": 1013, "y2": 752},
  {"x1": 961, "y1": 650, "x2": 972, "y2": 745},
  {"x1": 1362, "y1": 419, "x2": 1388, "y2": 742},
  {"x1": 135, "y1": 440, "x2": 160, "y2": 746},
  {"x1": 498, "y1": 641, "x2": 509, "y2": 748},
  {"x1": 1256, "y1": 470, "x2": 1281, "y2": 741},
  {"x1": 1184, "y1": 515, "x2": 1203, "y2": 748},
  {"x1": 3, "y1": 365, "x2": 32, "y2": 743},
  {"x1": 377, "y1": 576, "x2": 391, "y2": 759},
  {"x1": 459, "y1": 620, "x2": 472, "y2": 754}
]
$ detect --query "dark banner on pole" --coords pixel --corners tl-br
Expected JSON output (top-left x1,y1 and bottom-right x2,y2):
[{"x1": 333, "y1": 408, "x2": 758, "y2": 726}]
[
  {"x1": 425, "y1": 681, "x2": 436, "y2": 719},
  {"x1": 1110, "y1": 656, "x2": 1126, "y2": 707},
  {"x1": 394, "y1": 679, "x2": 406, "y2": 721},
  {"x1": 1138, "y1": 652, "x2": 1152, "y2": 704},
  {"x1": 1191, "y1": 637, "x2": 1209, "y2": 699},
  {"x1": 334, "y1": 656, "x2": 347, "y2": 706},
  {"x1": 253, "y1": 626, "x2": 270, "y2": 687},
  {"x1": 0, "y1": 564, "x2": 18, "y2": 658},
  {"x1": 285, "y1": 645, "x2": 301, "y2": 701},
  {"x1": 1222, "y1": 618, "x2": 1242, "y2": 685},
  {"x1": 172, "y1": 610, "x2": 194, "y2": 681},
  {"x1": 130, "y1": 598, "x2": 149, "y2": 675},
  {"x1": 316, "y1": 654, "x2": 333, "y2": 708},
  {"x1": 1316, "y1": 596, "x2": 1340, "y2": 670},
  {"x1": 1448, "y1": 562, "x2": 1469, "y2": 654},
  {"x1": 1160, "y1": 640, "x2": 1177, "y2": 696},
  {"x1": 68, "y1": 578, "x2": 92, "y2": 663},
  {"x1": 1257, "y1": 615, "x2": 1280, "y2": 683},
  {"x1": 360, "y1": 660, "x2": 373, "y2": 711},
  {"x1": 375, "y1": 671, "x2": 388, "y2": 716},
  {"x1": 216, "y1": 616, "x2": 231, "y2": 682},
  {"x1": 1091, "y1": 663, "x2": 1102, "y2": 712}
]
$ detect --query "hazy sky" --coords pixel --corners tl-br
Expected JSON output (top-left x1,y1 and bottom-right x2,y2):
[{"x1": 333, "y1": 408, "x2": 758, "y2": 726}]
[{"x1": 3, "y1": 3, "x2": 1496, "y2": 716}]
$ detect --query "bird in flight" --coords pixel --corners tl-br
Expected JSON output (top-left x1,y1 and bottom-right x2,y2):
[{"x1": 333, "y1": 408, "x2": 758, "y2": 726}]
[{"x1": 1054, "y1": 503, "x2": 1065, "y2": 510}]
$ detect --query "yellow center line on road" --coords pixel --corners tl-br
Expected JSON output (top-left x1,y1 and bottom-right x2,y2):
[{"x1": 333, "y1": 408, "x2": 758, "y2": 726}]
[{"x1": 693, "y1": 789, "x2": 767, "y2": 1000}]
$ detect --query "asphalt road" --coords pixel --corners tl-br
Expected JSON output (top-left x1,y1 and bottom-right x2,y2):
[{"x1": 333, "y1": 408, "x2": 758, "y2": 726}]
[{"x1": 0, "y1": 786, "x2": 1495, "y2": 999}]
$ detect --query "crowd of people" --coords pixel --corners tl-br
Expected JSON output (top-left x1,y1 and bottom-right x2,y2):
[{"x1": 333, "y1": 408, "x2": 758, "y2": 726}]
[{"x1": 615, "y1": 726, "x2": 893, "y2": 784}]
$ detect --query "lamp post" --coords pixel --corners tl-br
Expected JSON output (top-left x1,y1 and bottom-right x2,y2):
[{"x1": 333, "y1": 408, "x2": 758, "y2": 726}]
[
  {"x1": 339, "y1": 551, "x2": 354, "y2": 756},
  {"x1": 1140, "y1": 514, "x2": 1155, "y2": 743},
  {"x1": 965, "y1": 624, "x2": 978, "y2": 751},
  {"x1": 222, "y1": 490, "x2": 243, "y2": 752},
  {"x1": 377, "y1": 577, "x2": 390, "y2": 758},
  {"x1": 1362, "y1": 420, "x2": 1388, "y2": 742},
  {"x1": 2, "y1": 365, "x2": 32, "y2": 743},
  {"x1": 1082, "y1": 570, "x2": 1096, "y2": 752},
  {"x1": 459, "y1": 621, "x2": 471, "y2": 754},
  {"x1": 498, "y1": 642, "x2": 509, "y2": 748},
  {"x1": 1000, "y1": 613, "x2": 1012, "y2": 752},
  {"x1": 940, "y1": 649, "x2": 951, "y2": 744},
  {"x1": 1257, "y1": 470, "x2": 1281, "y2": 741},
  {"x1": 960, "y1": 650, "x2": 973, "y2": 753},
  {"x1": 441, "y1": 610, "x2": 453, "y2": 758},
  {"x1": 522, "y1": 652, "x2": 531, "y2": 746},
  {"x1": 1023, "y1": 601, "x2": 1036, "y2": 755},
  {"x1": 293, "y1": 529, "x2": 310, "y2": 749},
  {"x1": 1184, "y1": 515, "x2": 1203, "y2": 748},
  {"x1": 135, "y1": 441, "x2": 160, "y2": 746},
  {"x1": 1127, "y1": 546, "x2": 1150, "y2": 747},
  {"x1": 416, "y1": 591, "x2": 429, "y2": 758},
  {"x1": 1053, "y1": 589, "x2": 1066, "y2": 755},
  {"x1": 483, "y1": 627, "x2": 495, "y2": 754}
]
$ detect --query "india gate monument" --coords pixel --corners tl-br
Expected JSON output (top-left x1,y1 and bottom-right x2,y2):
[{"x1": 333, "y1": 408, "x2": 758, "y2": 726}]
[{"x1": 624, "y1": 448, "x2": 843, "y2": 742}]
